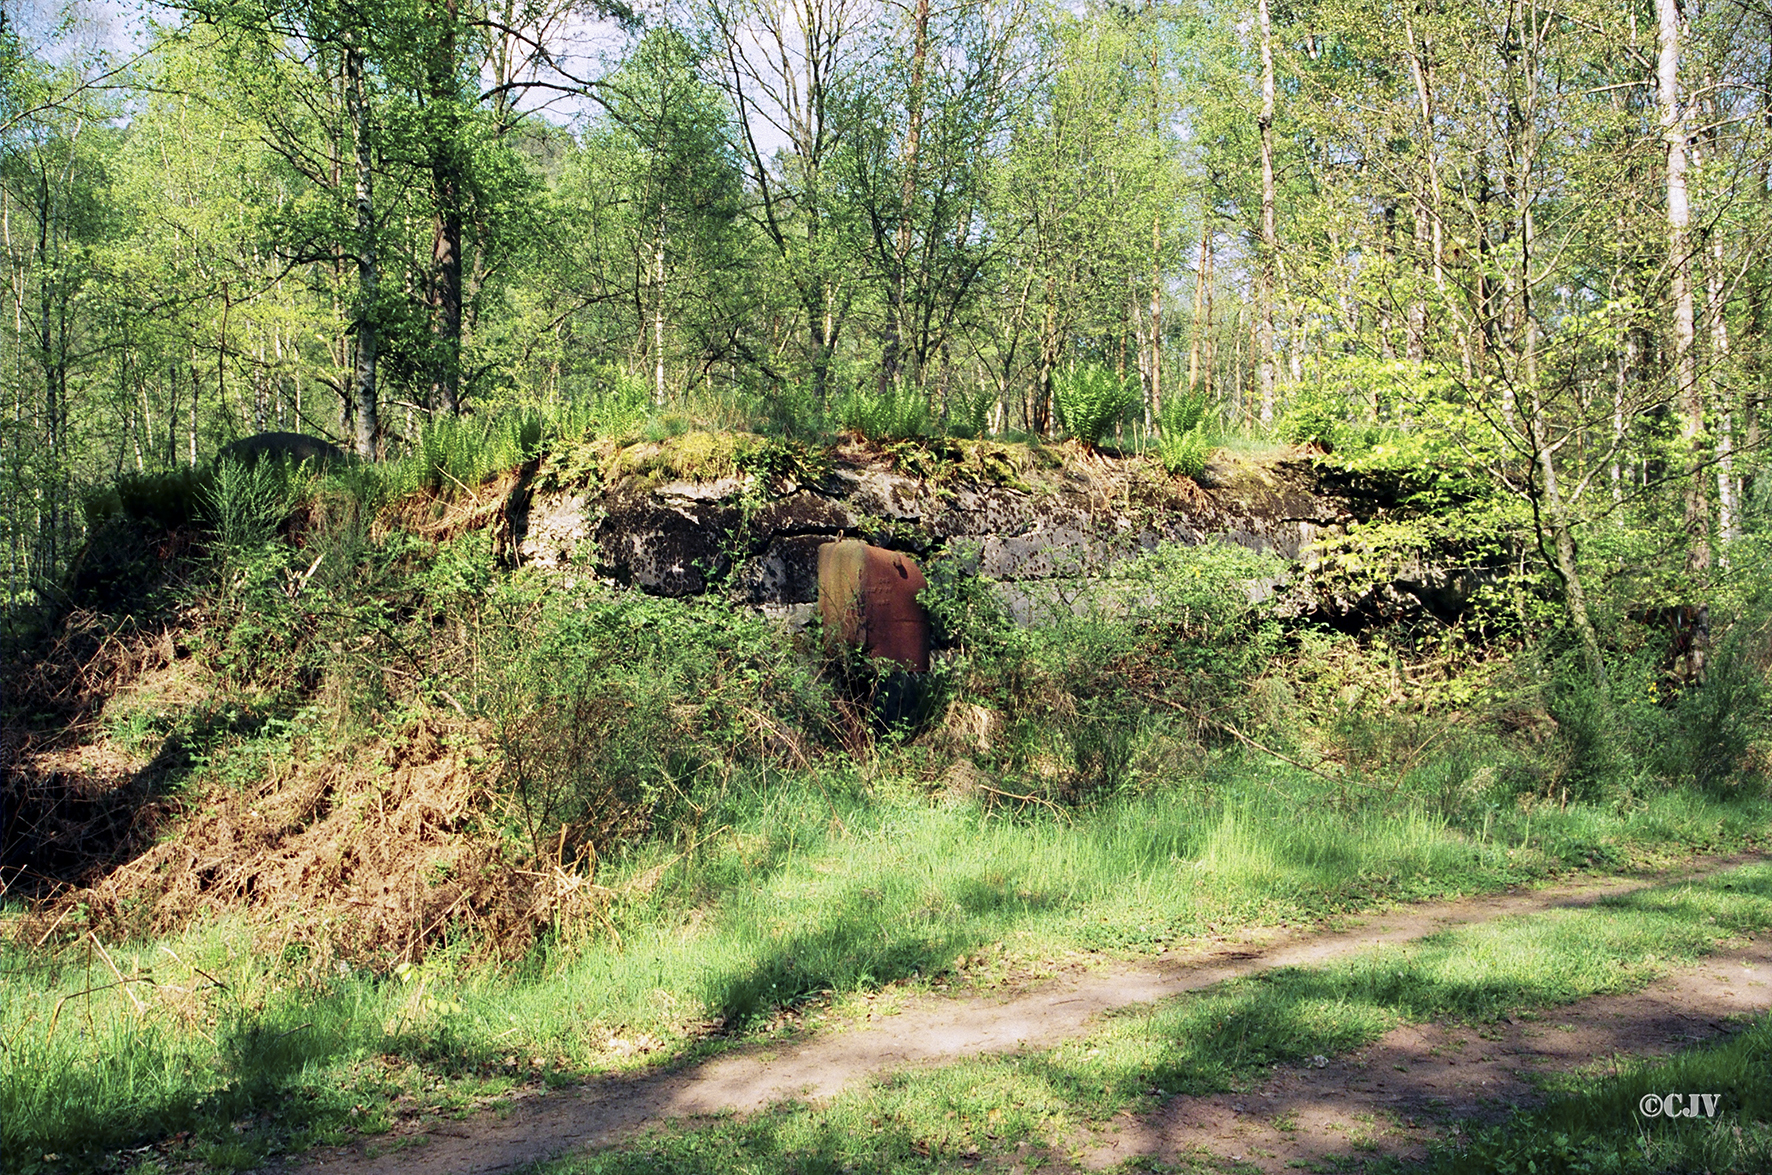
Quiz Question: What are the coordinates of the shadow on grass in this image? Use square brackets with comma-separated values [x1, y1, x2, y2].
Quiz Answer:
[1409, 1013, 1772, 1175]
[2, 705, 280, 897]
[703, 882, 1063, 1025]
[555, 868, 1772, 1175]
[552, 1108, 956, 1175]
[2, 977, 404, 1174]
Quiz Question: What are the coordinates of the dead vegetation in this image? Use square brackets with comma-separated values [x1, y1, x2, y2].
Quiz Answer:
[20, 720, 612, 967]
[1, 586, 607, 966]
[3, 608, 205, 895]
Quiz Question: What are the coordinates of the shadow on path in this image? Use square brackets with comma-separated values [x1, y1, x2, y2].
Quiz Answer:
[288, 852, 1770, 1175]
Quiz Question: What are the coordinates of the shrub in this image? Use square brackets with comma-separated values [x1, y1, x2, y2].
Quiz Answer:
[477, 585, 833, 858]
[1157, 427, 1211, 480]
[1671, 628, 1766, 795]
[841, 382, 930, 441]
[1052, 362, 1139, 448]
[202, 458, 300, 556]
[1277, 384, 1344, 449]
[84, 467, 211, 531]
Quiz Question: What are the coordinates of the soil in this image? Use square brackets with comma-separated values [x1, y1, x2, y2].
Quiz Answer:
[285, 854, 1771, 1175]
[1077, 940, 1771, 1173]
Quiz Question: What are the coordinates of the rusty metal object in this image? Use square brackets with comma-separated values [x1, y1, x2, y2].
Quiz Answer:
[817, 540, 931, 672]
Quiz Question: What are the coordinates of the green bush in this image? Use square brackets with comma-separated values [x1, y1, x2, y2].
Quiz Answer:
[840, 382, 930, 441]
[1671, 628, 1766, 795]
[1544, 668, 1632, 802]
[85, 467, 211, 531]
[921, 539, 1283, 801]
[1052, 362, 1139, 448]
[1157, 426, 1211, 479]
[1277, 384, 1345, 449]
[920, 541, 1015, 654]
[202, 458, 300, 556]
[475, 584, 834, 858]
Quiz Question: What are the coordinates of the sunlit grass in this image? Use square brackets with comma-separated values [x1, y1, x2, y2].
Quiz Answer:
[5, 769, 1767, 1172]
[533, 863, 1772, 1175]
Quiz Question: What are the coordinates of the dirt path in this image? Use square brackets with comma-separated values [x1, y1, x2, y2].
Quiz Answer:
[1077, 937, 1772, 1173]
[290, 855, 1770, 1175]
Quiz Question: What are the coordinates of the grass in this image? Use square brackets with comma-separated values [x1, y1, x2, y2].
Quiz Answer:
[4, 771, 1768, 1173]
[1418, 1015, 1772, 1175]
[15, 411, 1772, 1175]
[520, 862, 1772, 1175]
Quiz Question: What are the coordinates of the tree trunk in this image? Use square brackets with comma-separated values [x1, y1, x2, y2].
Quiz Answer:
[1255, 0, 1278, 425]
[347, 42, 379, 459]
[654, 203, 668, 405]
[1708, 229, 1737, 549]
[1657, 0, 1706, 573]
[884, 0, 930, 393]
[1187, 219, 1209, 398]
[1379, 202, 1397, 361]
[428, 0, 463, 417]
[1696, 84, 1738, 554]
[1149, 217, 1162, 426]
[1405, 8, 1442, 364]
[1034, 273, 1058, 436]
[1147, 39, 1164, 425]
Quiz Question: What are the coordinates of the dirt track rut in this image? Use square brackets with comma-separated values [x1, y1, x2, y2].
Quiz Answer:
[289, 854, 1771, 1175]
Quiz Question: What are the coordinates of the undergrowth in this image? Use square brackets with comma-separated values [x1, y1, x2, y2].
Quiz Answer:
[7, 414, 1772, 1173]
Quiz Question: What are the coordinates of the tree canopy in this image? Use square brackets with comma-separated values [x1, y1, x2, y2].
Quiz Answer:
[3, 0, 1770, 671]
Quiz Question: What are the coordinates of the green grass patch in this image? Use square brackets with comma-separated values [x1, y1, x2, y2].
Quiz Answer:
[1415, 1013, 1772, 1175]
[8, 796, 1766, 1173]
[526, 863, 1772, 1175]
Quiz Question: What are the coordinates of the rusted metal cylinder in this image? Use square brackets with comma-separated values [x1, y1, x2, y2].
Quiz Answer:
[817, 540, 931, 673]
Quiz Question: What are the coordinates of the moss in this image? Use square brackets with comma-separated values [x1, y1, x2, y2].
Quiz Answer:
[608, 431, 756, 486]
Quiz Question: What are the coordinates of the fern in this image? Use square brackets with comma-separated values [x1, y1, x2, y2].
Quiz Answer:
[841, 382, 930, 441]
[1156, 391, 1215, 480]
[1053, 363, 1139, 447]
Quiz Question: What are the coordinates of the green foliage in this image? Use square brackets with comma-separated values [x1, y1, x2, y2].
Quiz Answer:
[1671, 632, 1767, 796]
[1543, 668, 1633, 803]
[1154, 391, 1212, 480]
[734, 435, 833, 487]
[202, 458, 300, 556]
[1158, 388, 1209, 435]
[1277, 382, 1345, 449]
[470, 580, 832, 860]
[85, 468, 210, 531]
[839, 382, 930, 441]
[613, 430, 749, 483]
[385, 408, 545, 498]
[1051, 363, 1139, 448]
[1156, 424, 1211, 479]
[919, 541, 1014, 654]
[920, 539, 1285, 802]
